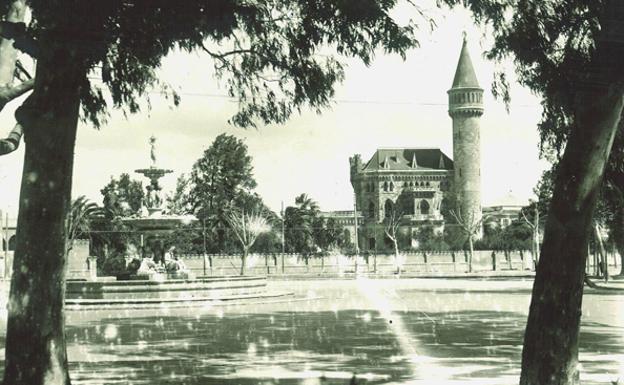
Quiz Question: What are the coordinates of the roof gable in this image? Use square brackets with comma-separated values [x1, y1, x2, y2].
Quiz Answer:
[363, 148, 453, 172]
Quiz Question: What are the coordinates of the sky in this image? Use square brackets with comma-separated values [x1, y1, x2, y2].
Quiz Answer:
[0, 5, 550, 219]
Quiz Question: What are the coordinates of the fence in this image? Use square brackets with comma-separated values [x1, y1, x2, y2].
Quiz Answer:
[178, 250, 542, 276]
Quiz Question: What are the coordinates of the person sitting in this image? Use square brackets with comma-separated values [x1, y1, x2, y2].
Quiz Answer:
[137, 256, 158, 276]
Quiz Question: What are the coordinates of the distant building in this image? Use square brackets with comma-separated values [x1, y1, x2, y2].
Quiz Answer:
[483, 192, 527, 229]
[319, 210, 363, 246]
[348, 36, 484, 252]
[350, 149, 454, 251]
[0, 216, 16, 252]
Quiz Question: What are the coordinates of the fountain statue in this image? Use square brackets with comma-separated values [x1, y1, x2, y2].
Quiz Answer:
[134, 135, 172, 217]
[121, 136, 196, 277]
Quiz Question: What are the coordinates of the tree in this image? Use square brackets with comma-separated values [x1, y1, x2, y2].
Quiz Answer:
[101, 173, 144, 218]
[520, 201, 544, 269]
[166, 173, 194, 215]
[440, 0, 624, 383]
[66, 196, 103, 253]
[284, 193, 320, 255]
[0, 2, 420, 382]
[225, 210, 269, 275]
[449, 206, 484, 273]
[383, 202, 403, 274]
[188, 134, 257, 250]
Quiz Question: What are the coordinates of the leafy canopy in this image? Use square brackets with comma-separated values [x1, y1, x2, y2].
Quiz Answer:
[16, 0, 420, 128]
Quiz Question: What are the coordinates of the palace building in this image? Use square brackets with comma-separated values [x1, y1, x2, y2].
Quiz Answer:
[349, 36, 484, 251]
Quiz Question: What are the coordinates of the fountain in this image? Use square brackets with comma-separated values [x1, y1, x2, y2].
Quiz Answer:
[65, 136, 292, 309]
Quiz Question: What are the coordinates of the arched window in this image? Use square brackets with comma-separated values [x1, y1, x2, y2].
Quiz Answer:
[384, 199, 394, 219]
[383, 181, 388, 192]
[420, 200, 430, 215]
[389, 182, 394, 192]
[343, 229, 351, 243]
[8, 235, 16, 251]
[368, 201, 376, 219]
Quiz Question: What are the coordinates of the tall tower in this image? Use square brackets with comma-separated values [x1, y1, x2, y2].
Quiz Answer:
[448, 35, 483, 233]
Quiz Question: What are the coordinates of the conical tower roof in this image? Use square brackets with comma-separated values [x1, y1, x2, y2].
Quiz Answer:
[451, 36, 480, 88]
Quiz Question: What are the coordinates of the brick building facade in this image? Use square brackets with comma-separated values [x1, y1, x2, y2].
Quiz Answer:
[349, 37, 484, 252]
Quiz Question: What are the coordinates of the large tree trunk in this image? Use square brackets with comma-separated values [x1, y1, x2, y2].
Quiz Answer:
[3, 42, 85, 385]
[519, 81, 624, 384]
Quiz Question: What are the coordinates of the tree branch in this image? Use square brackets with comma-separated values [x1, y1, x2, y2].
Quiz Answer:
[14, 59, 32, 80]
[0, 122, 22, 155]
[0, 78, 34, 107]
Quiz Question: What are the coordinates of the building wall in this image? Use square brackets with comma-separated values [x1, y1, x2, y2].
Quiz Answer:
[352, 170, 452, 252]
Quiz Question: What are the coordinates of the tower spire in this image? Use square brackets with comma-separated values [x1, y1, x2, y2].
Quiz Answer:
[448, 35, 483, 238]
[451, 35, 480, 89]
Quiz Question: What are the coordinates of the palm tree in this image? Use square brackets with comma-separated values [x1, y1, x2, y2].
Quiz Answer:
[66, 196, 103, 253]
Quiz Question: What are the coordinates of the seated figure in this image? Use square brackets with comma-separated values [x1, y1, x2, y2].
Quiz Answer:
[137, 256, 158, 276]
[164, 247, 192, 279]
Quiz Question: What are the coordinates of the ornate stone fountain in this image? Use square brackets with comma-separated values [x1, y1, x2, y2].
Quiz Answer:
[65, 136, 292, 309]
[122, 135, 196, 232]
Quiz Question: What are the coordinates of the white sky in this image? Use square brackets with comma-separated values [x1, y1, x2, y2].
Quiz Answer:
[0, 6, 549, 218]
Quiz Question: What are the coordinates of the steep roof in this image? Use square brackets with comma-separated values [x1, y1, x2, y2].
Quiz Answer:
[362, 148, 453, 172]
[451, 37, 480, 88]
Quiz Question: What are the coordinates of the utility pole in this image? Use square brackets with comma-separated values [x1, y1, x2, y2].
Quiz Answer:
[281, 201, 285, 274]
[202, 218, 208, 276]
[281, 201, 285, 253]
[353, 194, 359, 274]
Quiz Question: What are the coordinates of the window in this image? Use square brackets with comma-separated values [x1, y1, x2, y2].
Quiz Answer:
[389, 182, 394, 192]
[384, 199, 394, 219]
[420, 200, 430, 215]
[368, 201, 376, 219]
[383, 182, 388, 192]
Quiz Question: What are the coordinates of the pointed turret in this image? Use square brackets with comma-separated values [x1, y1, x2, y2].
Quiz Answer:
[438, 153, 446, 169]
[451, 35, 480, 88]
[410, 153, 418, 168]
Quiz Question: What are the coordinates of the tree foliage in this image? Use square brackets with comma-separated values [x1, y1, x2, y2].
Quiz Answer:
[5, 0, 422, 129]
[100, 173, 144, 218]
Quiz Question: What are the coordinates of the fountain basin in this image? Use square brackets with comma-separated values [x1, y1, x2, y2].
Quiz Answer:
[65, 275, 292, 309]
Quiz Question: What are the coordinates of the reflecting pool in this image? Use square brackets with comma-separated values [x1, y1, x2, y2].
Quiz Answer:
[1, 278, 623, 384]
